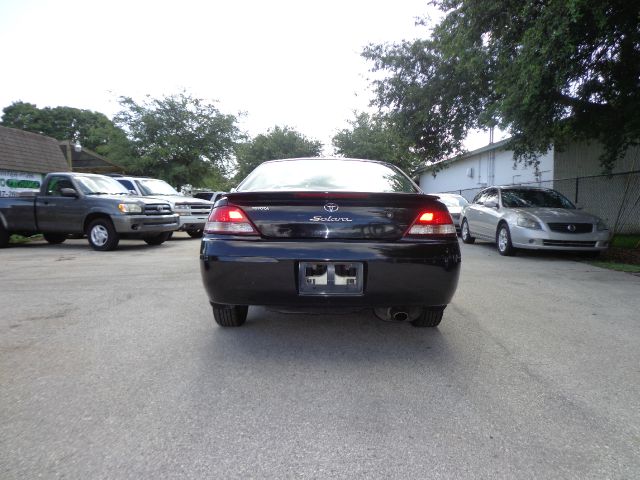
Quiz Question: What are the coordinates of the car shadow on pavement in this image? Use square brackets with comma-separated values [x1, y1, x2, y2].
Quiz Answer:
[204, 307, 456, 366]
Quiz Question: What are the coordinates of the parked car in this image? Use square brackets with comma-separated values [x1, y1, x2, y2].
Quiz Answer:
[460, 186, 610, 256]
[112, 176, 213, 238]
[430, 193, 469, 234]
[199, 157, 461, 328]
[0, 173, 178, 251]
[193, 191, 226, 203]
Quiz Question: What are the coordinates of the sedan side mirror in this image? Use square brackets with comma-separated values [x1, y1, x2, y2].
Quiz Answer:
[484, 200, 498, 209]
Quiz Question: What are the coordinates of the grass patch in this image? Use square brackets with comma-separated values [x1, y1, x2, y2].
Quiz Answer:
[588, 260, 640, 273]
[611, 234, 640, 249]
[9, 234, 42, 244]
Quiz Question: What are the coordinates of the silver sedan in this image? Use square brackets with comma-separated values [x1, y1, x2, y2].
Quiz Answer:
[430, 193, 469, 234]
[460, 186, 611, 256]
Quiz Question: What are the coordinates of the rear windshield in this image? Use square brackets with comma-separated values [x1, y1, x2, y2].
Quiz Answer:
[501, 189, 575, 209]
[237, 159, 419, 193]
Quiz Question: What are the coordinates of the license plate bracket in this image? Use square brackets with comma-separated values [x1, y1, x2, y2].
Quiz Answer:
[298, 262, 364, 296]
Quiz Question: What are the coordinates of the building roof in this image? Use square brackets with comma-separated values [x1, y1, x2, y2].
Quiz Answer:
[0, 126, 70, 173]
[414, 137, 512, 175]
[59, 141, 125, 174]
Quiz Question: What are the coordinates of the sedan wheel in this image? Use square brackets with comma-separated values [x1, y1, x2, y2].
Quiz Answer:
[497, 223, 515, 256]
[212, 303, 248, 327]
[411, 307, 445, 328]
[461, 219, 475, 244]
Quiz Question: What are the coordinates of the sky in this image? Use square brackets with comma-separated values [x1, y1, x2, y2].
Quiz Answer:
[0, 0, 496, 153]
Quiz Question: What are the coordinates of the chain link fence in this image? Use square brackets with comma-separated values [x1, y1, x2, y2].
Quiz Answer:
[444, 170, 640, 234]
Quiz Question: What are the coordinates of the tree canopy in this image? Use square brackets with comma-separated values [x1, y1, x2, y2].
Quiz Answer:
[332, 112, 421, 173]
[234, 126, 322, 182]
[114, 92, 241, 189]
[364, 0, 640, 171]
[1, 101, 133, 164]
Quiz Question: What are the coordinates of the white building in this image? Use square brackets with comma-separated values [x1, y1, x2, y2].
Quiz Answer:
[415, 138, 640, 234]
[416, 138, 554, 196]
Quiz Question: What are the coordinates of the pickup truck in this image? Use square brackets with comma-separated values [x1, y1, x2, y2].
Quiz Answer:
[112, 175, 213, 238]
[0, 172, 179, 251]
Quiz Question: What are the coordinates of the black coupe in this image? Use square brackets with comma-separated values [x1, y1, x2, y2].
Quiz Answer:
[199, 158, 461, 327]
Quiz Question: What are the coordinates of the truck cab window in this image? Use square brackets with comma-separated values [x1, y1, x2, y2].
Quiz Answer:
[47, 177, 74, 196]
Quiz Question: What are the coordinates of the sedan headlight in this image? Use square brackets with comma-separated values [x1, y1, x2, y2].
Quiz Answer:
[596, 219, 609, 231]
[118, 203, 143, 214]
[516, 215, 541, 230]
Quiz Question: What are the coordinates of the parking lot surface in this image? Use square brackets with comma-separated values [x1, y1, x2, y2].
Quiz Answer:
[1, 235, 639, 479]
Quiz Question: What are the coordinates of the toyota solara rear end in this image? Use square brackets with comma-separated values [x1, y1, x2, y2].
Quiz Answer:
[200, 158, 461, 327]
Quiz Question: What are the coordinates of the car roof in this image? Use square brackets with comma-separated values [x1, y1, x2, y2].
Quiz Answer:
[260, 157, 394, 168]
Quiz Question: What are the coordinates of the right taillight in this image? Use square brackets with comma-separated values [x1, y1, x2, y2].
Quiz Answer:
[204, 206, 258, 235]
[405, 209, 456, 237]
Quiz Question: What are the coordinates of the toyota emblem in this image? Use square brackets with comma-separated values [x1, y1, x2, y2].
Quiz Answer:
[324, 203, 339, 212]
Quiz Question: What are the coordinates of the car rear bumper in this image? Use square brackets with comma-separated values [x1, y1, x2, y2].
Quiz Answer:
[200, 237, 461, 307]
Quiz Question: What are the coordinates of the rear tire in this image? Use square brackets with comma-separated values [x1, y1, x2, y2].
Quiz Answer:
[187, 229, 203, 238]
[411, 307, 445, 328]
[43, 233, 66, 244]
[0, 222, 11, 248]
[87, 218, 119, 251]
[496, 223, 515, 256]
[461, 219, 475, 244]
[144, 232, 172, 245]
[212, 303, 248, 327]
[0, 225, 9, 248]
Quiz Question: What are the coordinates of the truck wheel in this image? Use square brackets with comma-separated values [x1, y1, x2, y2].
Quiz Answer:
[0, 224, 9, 248]
[43, 233, 66, 244]
[187, 229, 203, 238]
[212, 303, 248, 327]
[87, 218, 119, 251]
[411, 307, 445, 328]
[144, 232, 172, 245]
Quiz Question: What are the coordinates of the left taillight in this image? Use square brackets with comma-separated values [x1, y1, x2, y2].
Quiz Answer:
[404, 209, 456, 237]
[204, 206, 259, 235]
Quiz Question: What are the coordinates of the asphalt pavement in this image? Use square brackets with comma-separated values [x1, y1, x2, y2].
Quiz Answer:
[1, 234, 639, 479]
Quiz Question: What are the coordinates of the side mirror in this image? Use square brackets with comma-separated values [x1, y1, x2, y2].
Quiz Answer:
[484, 200, 498, 208]
[60, 188, 79, 198]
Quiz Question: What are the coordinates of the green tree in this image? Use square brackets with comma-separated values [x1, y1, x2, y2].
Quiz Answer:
[234, 126, 322, 181]
[114, 92, 241, 189]
[1, 101, 133, 164]
[364, 0, 640, 172]
[332, 112, 421, 173]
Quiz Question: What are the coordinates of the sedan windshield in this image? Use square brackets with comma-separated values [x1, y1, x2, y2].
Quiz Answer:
[137, 179, 181, 196]
[437, 195, 469, 208]
[501, 189, 575, 209]
[238, 159, 419, 193]
[75, 176, 129, 195]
